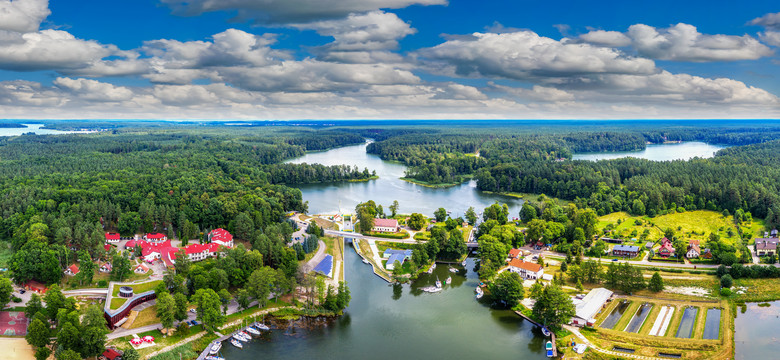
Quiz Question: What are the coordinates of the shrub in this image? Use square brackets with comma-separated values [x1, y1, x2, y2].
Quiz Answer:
[720, 288, 732, 297]
[98, 280, 108, 287]
[11, 296, 21, 303]
[720, 274, 733, 288]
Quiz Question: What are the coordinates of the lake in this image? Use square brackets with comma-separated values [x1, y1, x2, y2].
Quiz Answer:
[572, 142, 726, 161]
[285, 141, 524, 218]
[0, 123, 96, 136]
[734, 302, 780, 360]
[220, 247, 548, 360]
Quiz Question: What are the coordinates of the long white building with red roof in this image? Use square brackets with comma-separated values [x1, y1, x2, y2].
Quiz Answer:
[208, 228, 234, 247]
[124, 229, 234, 268]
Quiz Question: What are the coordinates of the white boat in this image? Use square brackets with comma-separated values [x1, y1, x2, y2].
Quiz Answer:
[422, 286, 442, 293]
[475, 287, 484, 299]
[541, 327, 551, 337]
[427, 263, 436, 274]
[233, 334, 249, 342]
[230, 339, 243, 348]
[461, 260, 467, 266]
[255, 323, 270, 331]
[362, 258, 369, 264]
[240, 331, 251, 338]
[206, 356, 225, 360]
[246, 327, 261, 335]
[445, 276, 452, 285]
[449, 267, 458, 273]
[435, 280, 442, 288]
[209, 341, 222, 354]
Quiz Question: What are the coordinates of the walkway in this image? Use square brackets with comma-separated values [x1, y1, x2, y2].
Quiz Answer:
[563, 325, 666, 360]
[303, 239, 327, 273]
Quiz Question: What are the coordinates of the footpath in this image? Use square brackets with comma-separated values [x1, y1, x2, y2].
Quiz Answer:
[563, 325, 666, 360]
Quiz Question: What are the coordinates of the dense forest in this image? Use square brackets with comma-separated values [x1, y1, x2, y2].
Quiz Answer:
[0, 128, 365, 285]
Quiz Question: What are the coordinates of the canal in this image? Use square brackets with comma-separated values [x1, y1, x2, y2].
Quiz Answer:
[220, 246, 548, 359]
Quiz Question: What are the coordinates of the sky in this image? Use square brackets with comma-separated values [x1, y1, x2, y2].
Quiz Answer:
[0, 0, 779, 120]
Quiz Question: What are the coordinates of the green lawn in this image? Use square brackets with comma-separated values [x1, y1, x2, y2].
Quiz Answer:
[597, 210, 763, 246]
[111, 280, 163, 297]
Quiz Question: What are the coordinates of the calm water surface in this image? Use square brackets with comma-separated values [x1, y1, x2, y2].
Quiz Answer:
[221, 248, 547, 360]
[286, 141, 523, 218]
[0, 124, 95, 136]
[572, 142, 726, 161]
[734, 302, 780, 360]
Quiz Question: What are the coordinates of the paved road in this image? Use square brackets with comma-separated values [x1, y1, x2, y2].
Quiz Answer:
[303, 240, 327, 273]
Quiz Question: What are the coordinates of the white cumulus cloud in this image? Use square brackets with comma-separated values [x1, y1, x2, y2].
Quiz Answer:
[0, 0, 50, 33]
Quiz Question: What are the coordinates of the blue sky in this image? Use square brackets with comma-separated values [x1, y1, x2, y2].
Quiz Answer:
[0, 0, 779, 119]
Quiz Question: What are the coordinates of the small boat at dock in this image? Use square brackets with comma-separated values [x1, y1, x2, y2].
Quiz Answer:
[445, 276, 452, 285]
[255, 323, 270, 331]
[461, 260, 466, 266]
[230, 339, 243, 348]
[233, 334, 249, 342]
[475, 287, 483, 299]
[246, 327, 261, 335]
[421, 286, 442, 293]
[209, 341, 222, 354]
[449, 267, 458, 273]
[545, 341, 554, 357]
[435, 280, 442, 288]
[541, 327, 551, 337]
[427, 263, 436, 274]
[362, 258, 369, 264]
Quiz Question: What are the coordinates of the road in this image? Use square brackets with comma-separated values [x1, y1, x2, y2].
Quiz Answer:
[324, 229, 420, 244]
[303, 239, 327, 273]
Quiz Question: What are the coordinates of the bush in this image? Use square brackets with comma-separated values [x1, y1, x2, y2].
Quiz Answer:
[720, 274, 733, 288]
[11, 296, 21, 303]
[720, 288, 732, 296]
[98, 280, 108, 287]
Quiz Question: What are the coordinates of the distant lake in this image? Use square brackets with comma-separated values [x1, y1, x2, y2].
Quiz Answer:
[572, 142, 726, 161]
[0, 124, 96, 137]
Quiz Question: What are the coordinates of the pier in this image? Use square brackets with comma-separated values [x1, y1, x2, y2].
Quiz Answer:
[514, 311, 557, 358]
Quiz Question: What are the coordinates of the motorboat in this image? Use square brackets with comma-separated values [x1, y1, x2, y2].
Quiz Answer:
[233, 334, 249, 342]
[461, 260, 467, 266]
[449, 267, 459, 273]
[545, 341, 554, 357]
[209, 341, 222, 354]
[421, 286, 442, 293]
[230, 339, 243, 348]
[475, 287, 484, 299]
[445, 276, 452, 285]
[541, 327, 551, 337]
[206, 356, 225, 360]
[246, 327, 261, 335]
[362, 258, 370, 264]
[427, 263, 436, 274]
[255, 323, 270, 331]
[435, 280, 442, 288]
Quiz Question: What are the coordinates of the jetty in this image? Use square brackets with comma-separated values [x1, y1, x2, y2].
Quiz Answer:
[514, 311, 557, 358]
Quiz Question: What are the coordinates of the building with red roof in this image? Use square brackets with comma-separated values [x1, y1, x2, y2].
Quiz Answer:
[658, 238, 675, 258]
[372, 218, 399, 233]
[133, 263, 150, 274]
[508, 258, 544, 280]
[144, 233, 167, 242]
[125, 239, 137, 249]
[24, 281, 48, 294]
[100, 348, 122, 360]
[100, 262, 112, 273]
[508, 248, 522, 260]
[208, 228, 234, 247]
[105, 232, 121, 243]
[64, 264, 80, 276]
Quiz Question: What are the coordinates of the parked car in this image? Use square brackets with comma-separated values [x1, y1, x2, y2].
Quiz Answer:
[612, 258, 619, 262]
[19, 289, 25, 294]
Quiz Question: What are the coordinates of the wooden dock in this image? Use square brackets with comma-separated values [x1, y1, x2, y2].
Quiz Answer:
[514, 311, 557, 358]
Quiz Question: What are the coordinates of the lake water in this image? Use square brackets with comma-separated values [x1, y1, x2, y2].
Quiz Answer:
[0, 123, 95, 136]
[572, 142, 726, 161]
[734, 302, 780, 360]
[286, 141, 524, 218]
[221, 249, 548, 360]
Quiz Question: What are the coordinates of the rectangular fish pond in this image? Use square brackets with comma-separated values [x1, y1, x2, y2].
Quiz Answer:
[624, 303, 653, 333]
[675, 307, 699, 338]
[600, 300, 630, 329]
[702, 308, 721, 340]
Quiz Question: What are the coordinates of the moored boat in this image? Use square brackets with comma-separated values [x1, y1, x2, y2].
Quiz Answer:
[206, 356, 225, 360]
[475, 287, 483, 299]
[209, 341, 222, 354]
[461, 260, 467, 266]
[449, 267, 458, 273]
[541, 327, 551, 337]
[230, 339, 243, 348]
[246, 327, 261, 335]
[435, 280, 442, 288]
[255, 323, 270, 331]
[445, 276, 452, 285]
[362, 258, 370, 264]
[545, 341, 554, 357]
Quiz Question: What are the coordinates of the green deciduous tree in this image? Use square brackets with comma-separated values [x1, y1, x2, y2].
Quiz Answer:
[489, 272, 525, 307]
[649, 272, 664, 292]
[434, 208, 447, 222]
[532, 284, 576, 330]
[26, 318, 50, 348]
[173, 292, 189, 322]
[156, 291, 176, 329]
[407, 213, 426, 231]
[192, 288, 225, 331]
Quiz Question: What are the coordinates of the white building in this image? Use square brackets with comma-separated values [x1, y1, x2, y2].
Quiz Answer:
[571, 288, 614, 326]
[507, 258, 544, 280]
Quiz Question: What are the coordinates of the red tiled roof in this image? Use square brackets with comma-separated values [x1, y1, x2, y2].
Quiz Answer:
[126, 239, 137, 248]
[102, 349, 121, 360]
[184, 242, 220, 255]
[209, 228, 233, 243]
[660, 237, 671, 245]
[373, 218, 398, 228]
[508, 258, 543, 273]
[101, 262, 112, 270]
[659, 242, 674, 254]
[134, 263, 149, 272]
[508, 248, 521, 258]
[105, 232, 120, 240]
[146, 233, 166, 239]
[689, 240, 700, 246]
[67, 264, 80, 274]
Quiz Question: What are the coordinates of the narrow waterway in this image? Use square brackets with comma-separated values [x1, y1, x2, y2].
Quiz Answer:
[220, 245, 548, 359]
[285, 141, 523, 218]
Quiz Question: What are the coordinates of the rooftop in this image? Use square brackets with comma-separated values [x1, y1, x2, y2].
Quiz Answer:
[373, 218, 398, 228]
[574, 287, 613, 321]
[613, 244, 639, 252]
[508, 258, 543, 273]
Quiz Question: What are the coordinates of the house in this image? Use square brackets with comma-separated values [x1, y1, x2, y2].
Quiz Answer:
[100, 349, 122, 360]
[686, 240, 701, 258]
[508, 248, 522, 260]
[184, 243, 221, 262]
[507, 258, 544, 280]
[534, 241, 545, 250]
[571, 288, 614, 326]
[133, 263, 149, 274]
[125, 239, 137, 250]
[372, 218, 399, 233]
[600, 237, 623, 244]
[383, 249, 412, 270]
[64, 264, 80, 276]
[100, 262, 112, 273]
[105, 232, 121, 243]
[701, 248, 713, 259]
[24, 281, 48, 294]
[612, 245, 639, 257]
[143, 233, 167, 243]
[208, 228, 234, 248]
[645, 242, 654, 250]
[658, 238, 675, 258]
[755, 239, 779, 256]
